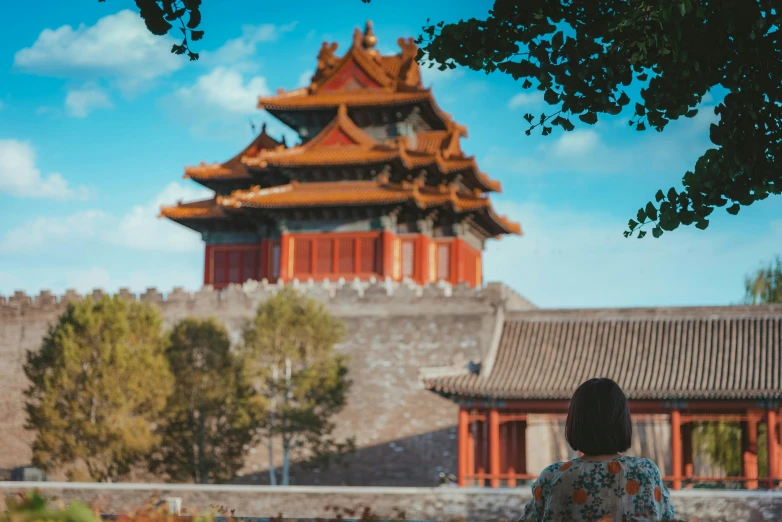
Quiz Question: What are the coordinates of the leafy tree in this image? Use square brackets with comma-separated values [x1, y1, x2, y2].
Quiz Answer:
[693, 422, 768, 484]
[149, 318, 259, 484]
[242, 287, 354, 485]
[24, 296, 172, 482]
[111, 1, 780, 239]
[417, 1, 781, 239]
[744, 256, 782, 304]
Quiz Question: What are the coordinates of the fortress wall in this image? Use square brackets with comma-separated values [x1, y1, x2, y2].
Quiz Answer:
[0, 280, 537, 485]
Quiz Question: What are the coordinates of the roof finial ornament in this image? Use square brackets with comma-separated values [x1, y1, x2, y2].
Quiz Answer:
[363, 20, 378, 54]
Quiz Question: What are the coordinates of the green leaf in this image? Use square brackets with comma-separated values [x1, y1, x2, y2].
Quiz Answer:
[637, 73, 648, 81]
[726, 203, 740, 215]
[645, 202, 658, 221]
[521, 79, 532, 89]
[617, 92, 630, 106]
[628, 219, 638, 231]
[523, 113, 534, 123]
[552, 31, 564, 50]
[637, 230, 647, 239]
[544, 89, 559, 105]
[191, 29, 204, 41]
[652, 226, 663, 238]
[560, 119, 575, 131]
[541, 126, 552, 136]
[667, 187, 678, 202]
[636, 122, 646, 131]
[635, 103, 646, 116]
[637, 209, 647, 223]
[579, 112, 598, 124]
[655, 190, 665, 202]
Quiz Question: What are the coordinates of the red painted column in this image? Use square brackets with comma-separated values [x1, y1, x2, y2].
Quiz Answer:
[767, 409, 778, 489]
[381, 230, 395, 279]
[203, 245, 212, 286]
[743, 413, 759, 490]
[671, 409, 682, 490]
[279, 232, 291, 282]
[458, 408, 469, 487]
[489, 408, 501, 488]
[417, 234, 432, 285]
[450, 239, 461, 286]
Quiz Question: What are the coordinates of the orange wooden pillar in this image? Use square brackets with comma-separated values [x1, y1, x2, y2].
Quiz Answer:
[278, 231, 291, 282]
[682, 422, 694, 487]
[489, 408, 501, 488]
[380, 230, 395, 279]
[767, 409, 778, 489]
[457, 408, 469, 487]
[670, 409, 682, 490]
[417, 234, 432, 285]
[742, 414, 759, 490]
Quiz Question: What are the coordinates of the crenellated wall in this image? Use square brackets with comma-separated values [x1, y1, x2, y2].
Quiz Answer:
[0, 279, 677, 485]
[0, 279, 532, 485]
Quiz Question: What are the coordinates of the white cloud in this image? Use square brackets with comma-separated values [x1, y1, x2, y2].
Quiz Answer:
[13, 10, 181, 92]
[200, 22, 297, 67]
[485, 106, 719, 177]
[0, 182, 210, 255]
[508, 91, 544, 110]
[175, 67, 270, 115]
[419, 56, 464, 88]
[485, 200, 782, 308]
[0, 140, 89, 200]
[65, 84, 113, 117]
[115, 182, 212, 252]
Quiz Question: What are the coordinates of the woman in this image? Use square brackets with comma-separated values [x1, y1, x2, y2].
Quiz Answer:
[519, 378, 676, 522]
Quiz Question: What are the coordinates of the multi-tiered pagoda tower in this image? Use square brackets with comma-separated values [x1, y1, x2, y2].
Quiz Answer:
[162, 22, 520, 290]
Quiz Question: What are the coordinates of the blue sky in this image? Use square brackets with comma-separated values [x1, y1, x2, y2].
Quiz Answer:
[0, 0, 780, 308]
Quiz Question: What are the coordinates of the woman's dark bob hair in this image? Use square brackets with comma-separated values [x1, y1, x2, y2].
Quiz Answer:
[565, 378, 632, 456]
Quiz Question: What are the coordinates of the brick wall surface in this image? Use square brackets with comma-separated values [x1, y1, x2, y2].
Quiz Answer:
[0, 280, 532, 486]
[0, 483, 780, 522]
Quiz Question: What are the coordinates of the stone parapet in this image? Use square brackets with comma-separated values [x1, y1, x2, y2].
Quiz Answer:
[0, 280, 534, 318]
[0, 483, 779, 522]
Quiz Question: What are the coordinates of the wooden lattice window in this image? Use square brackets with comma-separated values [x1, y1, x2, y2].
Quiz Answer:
[401, 240, 415, 279]
[214, 251, 226, 285]
[316, 239, 333, 274]
[211, 246, 260, 286]
[338, 238, 355, 273]
[436, 243, 451, 280]
[359, 237, 377, 273]
[293, 238, 312, 275]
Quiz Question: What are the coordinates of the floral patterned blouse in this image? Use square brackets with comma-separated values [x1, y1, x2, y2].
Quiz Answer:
[519, 456, 676, 522]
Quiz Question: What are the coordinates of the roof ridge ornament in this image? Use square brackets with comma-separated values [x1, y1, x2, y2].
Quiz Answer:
[363, 21, 378, 54]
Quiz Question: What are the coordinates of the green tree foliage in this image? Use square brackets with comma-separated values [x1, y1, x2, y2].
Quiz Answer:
[149, 318, 259, 484]
[416, 1, 781, 239]
[744, 256, 782, 304]
[24, 296, 172, 482]
[692, 422, 768, 483]
[242, 287, 354, 485]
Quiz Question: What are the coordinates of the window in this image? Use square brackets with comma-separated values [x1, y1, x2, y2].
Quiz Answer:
[210, 246, 260, 287]
[359, 238, 377, 273]
[437, 243, 451, 281]
[401, 240, 415, 279]
[338, 238, 355, 273]
[316, 239, 333, 274]
[293, 238, 312, 275]
[271, 243, 281, 279]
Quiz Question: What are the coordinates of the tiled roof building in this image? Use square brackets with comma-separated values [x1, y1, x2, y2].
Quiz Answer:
[161, 22, 519, 289]
[421, 305, 782, 491]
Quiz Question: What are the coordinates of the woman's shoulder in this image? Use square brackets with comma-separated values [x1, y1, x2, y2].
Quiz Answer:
[620, 456, 664, 476]
[539, 458, 577, 477]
